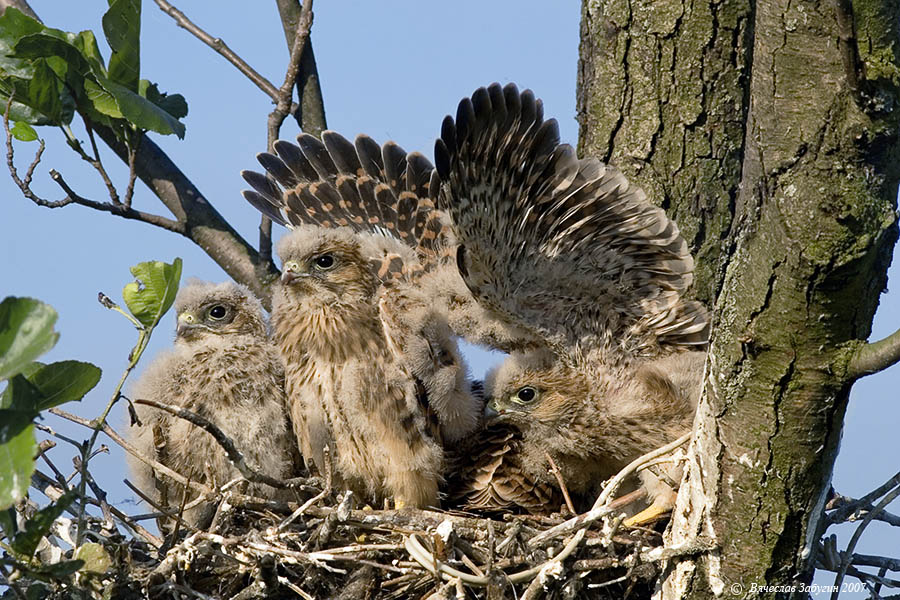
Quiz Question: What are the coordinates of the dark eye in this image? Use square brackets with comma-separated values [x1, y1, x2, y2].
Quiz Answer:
[515, 386, 538, 403]
[313, 254, 336, 270]
[208, 305, 227, 320]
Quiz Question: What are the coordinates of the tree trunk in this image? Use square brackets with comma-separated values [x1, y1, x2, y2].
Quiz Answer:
[578, 0, 900, 596]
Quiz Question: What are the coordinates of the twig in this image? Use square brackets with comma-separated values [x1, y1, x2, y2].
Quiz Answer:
[274, 0, 327, 136]
[831, 483, 900, 600]
[848, 329, 900, 379]
[48, 407, 212, 497]
[544, 452, 576, 515]
[261, 0, 315, 264]
[527, 433, 691, 550]
[153, 0, 280, 101]
[828, 472, 900, 525]
[123, 479, 198, 536]
[5, 101, 184, 233]
[133, 398, 310, 491]
[0, 562, 27, 600]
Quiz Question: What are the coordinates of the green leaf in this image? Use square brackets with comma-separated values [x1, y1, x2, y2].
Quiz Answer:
[0, 8, 44, 79]
[0, 412, 36, 511]
[29, 361, 102, 411]
[102, 0, 141, 91]
[98, 75, 185, 137]
[10, 121, 38, 141]
[10, 491, 76, 557]
[0, 374, 42, 412]
[0, 506, 16, 538]
[139, 79, 188, 119]
[32, 559, 84, 578]
[74, 542, 112, 574]
[0, 297, 59, 382]
[122, 258, 182, 328]
[84, 78, 123, 119]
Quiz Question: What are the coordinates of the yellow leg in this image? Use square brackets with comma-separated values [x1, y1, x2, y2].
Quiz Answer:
[624, 502, 671, 527]
[394, 499, 407, 510]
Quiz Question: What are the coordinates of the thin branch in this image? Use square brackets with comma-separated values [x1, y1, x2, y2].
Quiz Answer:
[274, 0, 327, 136]
[827, 491, 900, 527]
[133, 398, 312, 491]
[48, 407, 212, 498]
[48, 169, 185, 233]
[831, 483, 900, 600]
[828, 471, 900, 525]
[544, 451, 576, 515]
[847, 329, 900, 380]
[260, 0, 315, 264]
[153, 0, 280, 101]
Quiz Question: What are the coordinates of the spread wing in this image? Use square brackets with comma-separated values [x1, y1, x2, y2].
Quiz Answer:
[434, 83, 708, 359]
[241, 131, 453, 277]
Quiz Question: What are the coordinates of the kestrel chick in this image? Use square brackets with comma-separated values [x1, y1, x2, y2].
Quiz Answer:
[451, 350, 705, 518]
[272, 225, 450, 508]
[127, 280, 295, 529]
[241, 132, 484, 507]
[432, 83, 710, 520]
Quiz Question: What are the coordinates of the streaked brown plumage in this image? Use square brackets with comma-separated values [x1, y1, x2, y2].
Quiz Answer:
[431, 84, 709, 518]
[127, 281, 295, 529]
[272, 226, 450, 508]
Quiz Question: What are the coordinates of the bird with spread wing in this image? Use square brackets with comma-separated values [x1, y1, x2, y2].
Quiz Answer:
[431, 84, 709, 523]
[241, 133, 481, 508]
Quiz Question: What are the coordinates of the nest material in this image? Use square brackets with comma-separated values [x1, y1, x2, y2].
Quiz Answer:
[51, 486, 676, 600]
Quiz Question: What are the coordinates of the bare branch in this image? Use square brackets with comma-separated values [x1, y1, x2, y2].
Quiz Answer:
[827, 471, 900, 525]
[153, 0, 281, 101]
[133, 398, 312, 492]
[48, 407, 212, 498]
[274, 0, 327, 136]
[831, 483, 900, 600]
[827, 490, 900, 527]
[259, 0, 315, 264]
[847, 329, 900, 380]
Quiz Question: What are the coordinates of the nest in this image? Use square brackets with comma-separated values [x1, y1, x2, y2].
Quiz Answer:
[74, 487, 676, 600]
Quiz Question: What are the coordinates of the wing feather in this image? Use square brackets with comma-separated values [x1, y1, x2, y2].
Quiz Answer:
[435, 83, 707, 358]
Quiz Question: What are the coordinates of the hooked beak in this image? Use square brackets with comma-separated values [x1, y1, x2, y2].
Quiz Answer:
[281, 269, 308, 285]
[176, 314, 197, 338]
[484, 398, 500, 420]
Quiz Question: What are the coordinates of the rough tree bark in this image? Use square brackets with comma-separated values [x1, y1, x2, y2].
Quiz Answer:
[579, 0, 900, 596]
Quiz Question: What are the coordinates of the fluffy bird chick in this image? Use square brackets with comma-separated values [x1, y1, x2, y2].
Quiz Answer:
[272, 225, 450, 508]
[450, 350, 704, 519]
[127, 281, 295, 529]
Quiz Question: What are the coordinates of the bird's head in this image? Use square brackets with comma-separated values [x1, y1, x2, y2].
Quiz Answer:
[174, 280, 266, 342]
[276, 225, 380, 305]
[483, 350, 590, 431]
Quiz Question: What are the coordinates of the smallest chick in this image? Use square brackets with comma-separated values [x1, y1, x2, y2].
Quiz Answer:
[127, 280, 296, 530]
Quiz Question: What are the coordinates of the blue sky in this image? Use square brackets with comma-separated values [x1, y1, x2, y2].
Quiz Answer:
[1, 1, 896, 591]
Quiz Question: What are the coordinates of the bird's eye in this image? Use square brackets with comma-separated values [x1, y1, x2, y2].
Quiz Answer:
[207, 305, 228, 320]
[313, 254, 336, 270]
[512, 386, 539, 404]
